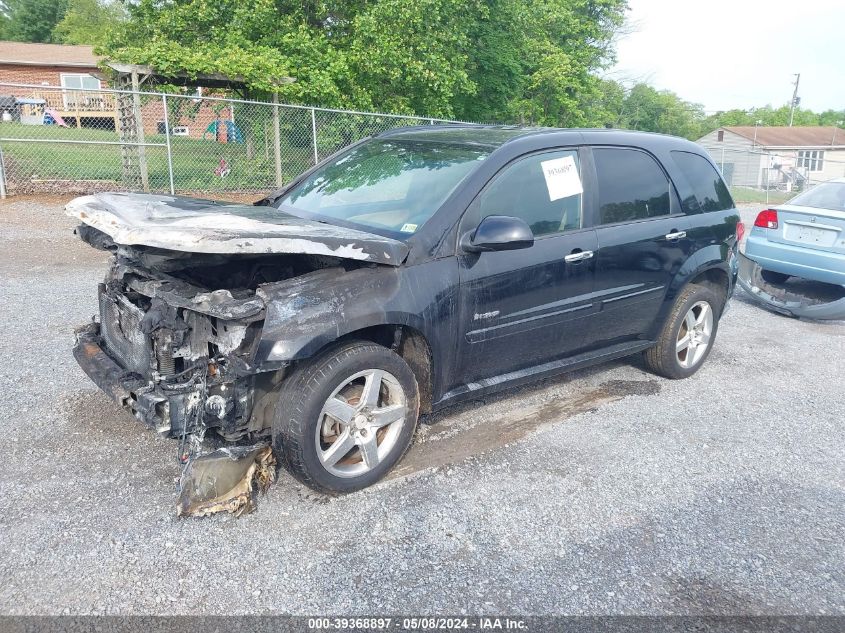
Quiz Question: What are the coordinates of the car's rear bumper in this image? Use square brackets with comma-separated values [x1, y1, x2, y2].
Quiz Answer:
[737, 254, 845, 320]
[744, 235, 845, 285]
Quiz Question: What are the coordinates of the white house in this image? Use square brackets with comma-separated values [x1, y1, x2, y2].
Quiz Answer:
[697, 126, 845, 191]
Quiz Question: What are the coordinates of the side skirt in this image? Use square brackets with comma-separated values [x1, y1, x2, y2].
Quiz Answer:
[434, 340, 655, 410]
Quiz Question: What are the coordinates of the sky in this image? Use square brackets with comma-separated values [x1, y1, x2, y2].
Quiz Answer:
[608, 0, 845, 113]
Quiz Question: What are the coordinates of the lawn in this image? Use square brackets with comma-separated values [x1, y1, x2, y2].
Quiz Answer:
[0, 121, 314, 193]
[730, 186, 794, 205]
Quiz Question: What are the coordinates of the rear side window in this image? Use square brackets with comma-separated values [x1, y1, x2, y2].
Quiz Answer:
[593, 148, 671, 224]
[671, 151, 734, 213]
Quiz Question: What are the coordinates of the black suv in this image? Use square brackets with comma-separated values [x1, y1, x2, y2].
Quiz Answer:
[70, 126, 741, 493]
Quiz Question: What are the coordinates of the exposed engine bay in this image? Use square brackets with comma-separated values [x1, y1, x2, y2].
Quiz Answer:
[66, 192, 410, 516]
[77, 224, 363, 446]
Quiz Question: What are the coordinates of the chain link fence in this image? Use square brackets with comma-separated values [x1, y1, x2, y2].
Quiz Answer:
[699, 144, 845, 205]
[0, 82, 468, 199]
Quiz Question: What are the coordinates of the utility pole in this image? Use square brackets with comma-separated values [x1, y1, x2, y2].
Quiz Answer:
[788, 73, 800, 127]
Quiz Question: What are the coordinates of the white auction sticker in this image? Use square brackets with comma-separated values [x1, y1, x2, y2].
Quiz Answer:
[540, 155, 583, 202]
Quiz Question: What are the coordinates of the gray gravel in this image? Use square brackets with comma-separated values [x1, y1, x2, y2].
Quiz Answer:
[0, 198, 843, 616]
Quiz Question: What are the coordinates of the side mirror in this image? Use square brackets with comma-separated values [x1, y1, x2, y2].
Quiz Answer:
[460, 215, 535, 253]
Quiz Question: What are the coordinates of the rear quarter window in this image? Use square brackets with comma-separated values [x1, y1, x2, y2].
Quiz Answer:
[593, 148, 672, 224]
[671, 151, 734, 213]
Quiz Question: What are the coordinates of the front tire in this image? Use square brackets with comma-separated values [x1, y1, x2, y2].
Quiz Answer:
[272, 341, 419, 494]
[644, 284, 721, 379]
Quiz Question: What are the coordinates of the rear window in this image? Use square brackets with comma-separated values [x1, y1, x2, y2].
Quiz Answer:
[789, 181, 845, 211]
[671, 151, 734, 213]
[593, 148, 671, 224]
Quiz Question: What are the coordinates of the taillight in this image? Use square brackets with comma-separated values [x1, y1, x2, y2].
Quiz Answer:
[754, 209, 778, 229]
[736, 221, 745, 242]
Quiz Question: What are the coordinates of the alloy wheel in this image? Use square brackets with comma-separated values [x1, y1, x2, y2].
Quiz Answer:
[314, 369, 408, 478]
[676, 300, 713, 369]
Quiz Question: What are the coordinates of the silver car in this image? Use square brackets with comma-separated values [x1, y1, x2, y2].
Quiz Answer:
[739, 177, 845, 319]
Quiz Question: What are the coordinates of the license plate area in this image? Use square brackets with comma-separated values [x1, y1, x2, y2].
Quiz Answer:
[784, 223, 837, 247]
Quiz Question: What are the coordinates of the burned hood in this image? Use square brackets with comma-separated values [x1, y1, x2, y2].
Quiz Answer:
[66, 192, 409, 265]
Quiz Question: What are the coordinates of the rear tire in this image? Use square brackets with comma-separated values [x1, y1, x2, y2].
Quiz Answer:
[644, 284, 721, 380]
[272, 341, 419, 494]
[761, 269, 790, 284]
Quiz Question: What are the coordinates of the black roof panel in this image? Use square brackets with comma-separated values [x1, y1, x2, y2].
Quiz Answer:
[378, 125, 553, 148]
[379, 125, 703, 153]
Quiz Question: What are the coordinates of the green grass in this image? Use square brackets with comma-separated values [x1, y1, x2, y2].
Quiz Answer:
[730, 187, 793, 205]
[0, 121, 313, 193]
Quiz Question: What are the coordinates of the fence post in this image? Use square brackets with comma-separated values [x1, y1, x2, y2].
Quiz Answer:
[272, 93, 283, 187]
[0, 145, 6, 199]
[311, 108, 319, 166]
[162, 94, 175, 195]
[129, 71, 150, 192]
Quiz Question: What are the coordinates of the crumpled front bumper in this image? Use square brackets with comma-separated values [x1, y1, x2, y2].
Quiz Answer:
[75, 322, 278, 518]
[73, 322, 203, 436]
[737, 253, 845, 320]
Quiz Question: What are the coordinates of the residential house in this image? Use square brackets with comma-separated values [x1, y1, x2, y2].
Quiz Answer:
[697, 126, 845, 191]
[0, 41, 233, 138]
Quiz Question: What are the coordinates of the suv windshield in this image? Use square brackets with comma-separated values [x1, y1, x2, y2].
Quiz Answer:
[275, 139, 489, 235]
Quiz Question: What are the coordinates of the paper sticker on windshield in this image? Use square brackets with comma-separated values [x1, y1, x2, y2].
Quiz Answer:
[541, 155, 583, 201]
[400, 223, 418, 233]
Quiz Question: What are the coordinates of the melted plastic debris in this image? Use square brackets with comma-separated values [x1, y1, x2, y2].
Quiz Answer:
[177, 444, 276, 518]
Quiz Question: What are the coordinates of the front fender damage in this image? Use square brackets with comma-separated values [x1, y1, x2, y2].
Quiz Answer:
[737, 253, 845, 320]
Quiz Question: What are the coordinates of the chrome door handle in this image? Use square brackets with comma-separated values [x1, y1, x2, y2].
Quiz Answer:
[665, 231, 687, 241]
[564, 250, 594, 263]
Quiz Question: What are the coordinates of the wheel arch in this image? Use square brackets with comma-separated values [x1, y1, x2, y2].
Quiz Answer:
[650, 258, 732, 340]
[294, 322, 435, 414]
[688, 265, 730, 314]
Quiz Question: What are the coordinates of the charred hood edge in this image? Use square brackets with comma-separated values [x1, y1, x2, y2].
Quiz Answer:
[66, 192, 409, 266]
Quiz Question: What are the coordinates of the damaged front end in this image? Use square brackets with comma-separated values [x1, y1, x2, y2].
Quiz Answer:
[68, 193, 409, 516]
[72, 254, 288, 516]
[74, 260, 276, 446]
[737, 253, 845, 320]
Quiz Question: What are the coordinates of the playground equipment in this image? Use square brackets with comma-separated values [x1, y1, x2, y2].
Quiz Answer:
[203, 118, 244, 143]
[44, 108, 69, 127]
[17, 98, 46, 125]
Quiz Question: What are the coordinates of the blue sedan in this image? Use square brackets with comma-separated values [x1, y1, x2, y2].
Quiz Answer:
[739, 177, 845, 319]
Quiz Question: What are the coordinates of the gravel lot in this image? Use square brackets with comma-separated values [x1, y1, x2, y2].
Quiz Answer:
[0, 198, 842, 616]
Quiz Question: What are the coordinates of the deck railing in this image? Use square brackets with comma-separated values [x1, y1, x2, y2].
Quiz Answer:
[30, 90, 117, 113]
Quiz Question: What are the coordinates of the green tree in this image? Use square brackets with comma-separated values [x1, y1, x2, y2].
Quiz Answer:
[106, 0, 363, 105]
[53, 0, 126, 46]
[818, 109, 845, 127]
[347, 0, 482, 118]
[453, 0, 627, 126]
[699, 105, 844, 136]
[103, 0, 627, 121]
[2, 0, 67, 42]
[613, 83, 704, 139]
[0, 2, 9, 39]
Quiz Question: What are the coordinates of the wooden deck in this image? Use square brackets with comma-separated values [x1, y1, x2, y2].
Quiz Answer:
[28, 90, 117, 127]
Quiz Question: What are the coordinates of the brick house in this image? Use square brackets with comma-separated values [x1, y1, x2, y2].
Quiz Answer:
[0, 41, 101, 87]
[0, 41, 235, 139]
